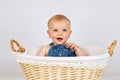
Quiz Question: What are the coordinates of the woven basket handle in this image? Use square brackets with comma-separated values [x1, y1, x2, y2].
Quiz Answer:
[108, 40, 117, 57]
[10, 39, 25, 53]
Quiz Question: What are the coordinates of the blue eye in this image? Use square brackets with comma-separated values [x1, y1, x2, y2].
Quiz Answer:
[63, 29, 67, 32]
[53, 29, 58, 32]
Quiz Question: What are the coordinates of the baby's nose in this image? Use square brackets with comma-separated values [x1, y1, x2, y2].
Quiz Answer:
[58, 31, 62, 36]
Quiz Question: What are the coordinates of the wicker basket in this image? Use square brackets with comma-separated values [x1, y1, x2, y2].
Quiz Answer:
[10, 39, 117, 80]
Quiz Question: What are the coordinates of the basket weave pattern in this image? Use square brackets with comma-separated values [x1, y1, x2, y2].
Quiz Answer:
[15, 54, 108, 80]
[19, 62, 103, 80]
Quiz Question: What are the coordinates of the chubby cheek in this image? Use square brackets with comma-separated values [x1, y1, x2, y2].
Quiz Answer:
[67, 34, 71, 38]
[64, 33, 71, 39]
[47, 31, 53, 38]
[48, 33, 56, 39]
[67, 31, 71, 38]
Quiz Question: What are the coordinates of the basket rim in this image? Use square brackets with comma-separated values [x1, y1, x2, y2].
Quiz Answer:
[12, 51, 110, 61]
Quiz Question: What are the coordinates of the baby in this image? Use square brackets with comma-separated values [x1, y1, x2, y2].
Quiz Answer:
[37, 14, 87, 56]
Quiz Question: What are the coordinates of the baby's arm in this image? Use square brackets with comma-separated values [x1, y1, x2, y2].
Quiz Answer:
[37, 45, 50, 56]
[65, 42, 87, 56]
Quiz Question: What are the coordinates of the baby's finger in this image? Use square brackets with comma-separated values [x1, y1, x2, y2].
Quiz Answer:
[65, 43, 71, 48]
[69, 45, 74, 49]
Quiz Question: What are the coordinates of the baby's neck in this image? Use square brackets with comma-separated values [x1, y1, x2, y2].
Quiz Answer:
[53, 42, 66, 45]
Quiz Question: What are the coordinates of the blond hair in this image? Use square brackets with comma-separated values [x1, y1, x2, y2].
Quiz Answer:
[48, 14, 71, 28]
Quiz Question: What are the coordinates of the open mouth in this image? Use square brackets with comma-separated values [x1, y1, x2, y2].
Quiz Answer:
[56, 38, 63, 41]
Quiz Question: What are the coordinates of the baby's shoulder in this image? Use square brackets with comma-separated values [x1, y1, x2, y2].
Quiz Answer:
[41, 45, 51, 52]
[37, 45, 50, 56]
[41, 45, 50, 49]
[41, 45, 51, 56]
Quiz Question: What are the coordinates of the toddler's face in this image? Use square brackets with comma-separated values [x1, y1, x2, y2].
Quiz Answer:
[47, 20, 71, 45]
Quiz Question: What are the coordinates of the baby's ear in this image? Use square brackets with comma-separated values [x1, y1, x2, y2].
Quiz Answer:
[68, 30, 72, 39]
[47, 30, 49, 34]
[47, 30, 51, 38]
[70, 30, 72, 33]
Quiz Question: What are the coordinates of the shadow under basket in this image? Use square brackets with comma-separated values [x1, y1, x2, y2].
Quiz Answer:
[10, 39, 117, 80]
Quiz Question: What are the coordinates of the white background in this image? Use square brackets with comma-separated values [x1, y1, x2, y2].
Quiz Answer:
[0, 0, 120, 80]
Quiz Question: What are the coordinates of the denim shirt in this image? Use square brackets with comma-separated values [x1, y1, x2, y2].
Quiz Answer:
[47, 42, 76, 57]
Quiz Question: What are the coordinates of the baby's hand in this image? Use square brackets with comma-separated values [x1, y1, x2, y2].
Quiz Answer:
[65, 42, 86, 56]
[65, 42, 79, 52]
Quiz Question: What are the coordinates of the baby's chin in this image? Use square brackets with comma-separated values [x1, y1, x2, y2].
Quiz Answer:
[54, 42, 66, 45]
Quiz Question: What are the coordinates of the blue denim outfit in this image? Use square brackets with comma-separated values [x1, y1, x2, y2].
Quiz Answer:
[47, 43, 76, 57]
